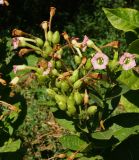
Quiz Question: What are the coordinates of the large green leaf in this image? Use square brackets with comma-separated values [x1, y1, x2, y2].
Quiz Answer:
[128, 39, 139, 54]
[0, 139, 21, 152]
[120, 95, 139, 113]
[92, 124, 139, 146]
[56, 118, 76, 132]
[59, 135, 87, 150]
[117, 70, 139, 90]
[26, 54, 39, 66]
[103, 8, 139, 32]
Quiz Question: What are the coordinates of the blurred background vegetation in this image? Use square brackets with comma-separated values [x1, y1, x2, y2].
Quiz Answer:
[1, 0, 139, 159]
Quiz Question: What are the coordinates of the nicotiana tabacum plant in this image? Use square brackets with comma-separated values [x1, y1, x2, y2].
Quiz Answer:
[10, 6, 139, 159]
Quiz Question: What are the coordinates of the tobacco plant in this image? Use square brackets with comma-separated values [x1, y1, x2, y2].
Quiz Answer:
[2, 5, 139, 159]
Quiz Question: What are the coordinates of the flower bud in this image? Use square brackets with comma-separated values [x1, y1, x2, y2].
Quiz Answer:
[56, 154, 67, 159]
[18, 48, 33, 57]
[41, 21, 48, 30]
[50, 7, 56, 17]
[84, 89, 89, 105]
[0, 78, 6, 86]
[12, 29, 25, 37]
[52, 31, 60, 44]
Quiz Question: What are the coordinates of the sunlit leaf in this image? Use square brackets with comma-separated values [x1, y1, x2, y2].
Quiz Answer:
[103, 8, 139, 32]
[117, 70, 139, 90]
[59, 135, 87, 150]
[128, 39, 139, 54]
[0, 139, 21, 152]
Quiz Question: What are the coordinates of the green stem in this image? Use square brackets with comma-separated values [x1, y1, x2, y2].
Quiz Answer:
[26, 42, 42, 53]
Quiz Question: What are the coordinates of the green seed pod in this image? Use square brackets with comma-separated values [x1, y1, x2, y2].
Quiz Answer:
[87, 105, 97, 116]
[85, 58, 92, 70]
[37, 75, 48, 82]
[47, 31, 53, 42]
[56, 60, 62, 69]
[67, 94, 75, 106]
[56, 48, 63, 55]
[55, 94, 67, 104]
[43, 41, 50, 48]
[61, 80, 70, 92]
[73, 79, 83, 89]
[67, 104, 76, 115]
[35, 50, 42, 55]
[46, 88, 57, 98]
[74, 91, 83, 105]
[55, 94, 67, 110]
[52, 31, 60, 44]
[80, 68, 86, 76]
[74, 55, 81, 65]
[57, 101, 67, 111]
[35, 38, 44, 47]
[55, 79, 62, 88]
[69, 69, 79, 83]
[51, 68, 59, 76]
[43, 46, 53, 56]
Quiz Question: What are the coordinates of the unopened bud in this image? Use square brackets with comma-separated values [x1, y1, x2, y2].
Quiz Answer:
[18, 48, 33, 56]
[50, 7, 56, 17]
[0, 78, 6, 85]
[84, 89, 89, 105]
[41, 21, 48, 30]
[62, 32, 69, 40]
[81, 56, 87, 65]
[56, 153, 67, 159]
[12, 29, 25, 37]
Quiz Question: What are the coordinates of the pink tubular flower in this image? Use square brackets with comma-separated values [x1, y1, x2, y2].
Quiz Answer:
[43, 61, 52, 76]
[91, 52, 109, 70]
[12, 37, 25, 49]
[119, 52, 136, 70]
[81, 35, 89, 52]
[13, 65, 27, 74]
[12, 37, 20, 49]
